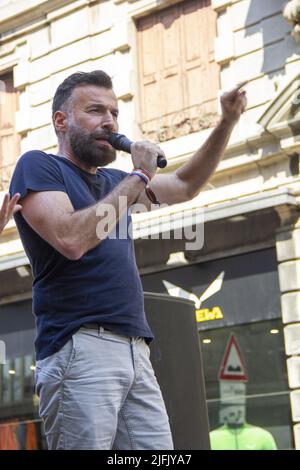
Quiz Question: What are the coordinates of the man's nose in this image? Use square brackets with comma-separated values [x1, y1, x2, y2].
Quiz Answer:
[101, 111, 115, 131]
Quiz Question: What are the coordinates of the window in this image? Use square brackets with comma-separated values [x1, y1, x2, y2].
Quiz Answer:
[200, 321, 293, 450]
[0, 72, 20, 190]
[141, 248, 293, 449]
[137, 0, 220, 142]
[0, 354, 36, 407]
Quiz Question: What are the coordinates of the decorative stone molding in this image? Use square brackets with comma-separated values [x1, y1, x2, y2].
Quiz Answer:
[211, 0, 232, 12]
[0, 0, 94, 36]
[127, 0, 183, 19]
[140, 107, 219, 143]
[283, 0, 300, 44]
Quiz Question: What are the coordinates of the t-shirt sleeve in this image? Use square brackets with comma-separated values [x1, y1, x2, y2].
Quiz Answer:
[118, 169, 130, 179]
[9, 150, 66, 200]
[107, 168, 129, 180]
[111, 168, 129, 184]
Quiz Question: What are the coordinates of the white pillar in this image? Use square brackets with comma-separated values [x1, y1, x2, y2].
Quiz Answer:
[276, 222, 300, 449]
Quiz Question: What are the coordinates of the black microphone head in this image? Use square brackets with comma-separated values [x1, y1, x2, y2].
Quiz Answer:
[157, 155, 167, 168]
[108, 133, 167, 168]
[107, 133, 132, 153]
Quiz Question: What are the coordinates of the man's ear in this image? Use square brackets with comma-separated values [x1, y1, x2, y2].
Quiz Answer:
[53, 110, 68, 134]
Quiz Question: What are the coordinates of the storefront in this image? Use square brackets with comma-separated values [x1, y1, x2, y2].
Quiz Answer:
[0, 190, 298, 449]
[0, 298, 46, 449]
[141, 248, 293, 449]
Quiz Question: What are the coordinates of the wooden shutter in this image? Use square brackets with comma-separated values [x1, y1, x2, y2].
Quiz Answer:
[0, 72, 20, 190]
[137, 0, 219, 142]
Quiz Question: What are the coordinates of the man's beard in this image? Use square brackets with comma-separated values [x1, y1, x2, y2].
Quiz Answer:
[69, 124, 116, 167]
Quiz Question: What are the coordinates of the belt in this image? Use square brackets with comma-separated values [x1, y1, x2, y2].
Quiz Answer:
[81, 323, 144, 341]
[82, 323, 111, 331]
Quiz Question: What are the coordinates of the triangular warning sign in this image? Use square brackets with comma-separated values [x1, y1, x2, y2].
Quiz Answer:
[218, 334, 248, 382]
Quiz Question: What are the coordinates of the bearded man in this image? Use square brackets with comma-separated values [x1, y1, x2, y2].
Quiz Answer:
[10, 70, 246, 450]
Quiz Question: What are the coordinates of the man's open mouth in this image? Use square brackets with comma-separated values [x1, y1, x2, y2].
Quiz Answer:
[94, 137, 113, 148]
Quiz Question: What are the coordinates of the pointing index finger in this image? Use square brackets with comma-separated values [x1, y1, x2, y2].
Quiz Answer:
[236, 80, 248, 90]
[224, 81, 248, 100]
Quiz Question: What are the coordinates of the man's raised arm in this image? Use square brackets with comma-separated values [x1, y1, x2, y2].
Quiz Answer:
[145, 84, 247, 206]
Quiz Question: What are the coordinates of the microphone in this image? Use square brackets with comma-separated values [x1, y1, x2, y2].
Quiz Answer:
[107, 133, 167, 169]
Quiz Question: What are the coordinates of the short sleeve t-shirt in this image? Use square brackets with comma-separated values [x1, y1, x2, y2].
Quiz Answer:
[9, 150, 153, 360]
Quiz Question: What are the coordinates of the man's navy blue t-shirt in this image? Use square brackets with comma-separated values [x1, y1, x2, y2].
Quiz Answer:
[9, 151, 153, 360]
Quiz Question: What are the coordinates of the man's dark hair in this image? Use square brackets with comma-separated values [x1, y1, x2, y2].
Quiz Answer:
[52, 70, 113, 118]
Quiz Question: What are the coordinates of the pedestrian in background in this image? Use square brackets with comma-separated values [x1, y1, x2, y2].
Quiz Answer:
[0, 193, 22, 234]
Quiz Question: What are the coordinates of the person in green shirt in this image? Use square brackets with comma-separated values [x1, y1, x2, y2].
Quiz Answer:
[210, 422, 278, 450]
[210, 404, 277, 450]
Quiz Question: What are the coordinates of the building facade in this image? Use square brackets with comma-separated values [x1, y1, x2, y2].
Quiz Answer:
[0, 0, 300, 449]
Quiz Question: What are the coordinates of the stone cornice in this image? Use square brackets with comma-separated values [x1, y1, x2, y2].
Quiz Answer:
[127, 0, 183, 18]
[0, 0, 85, 35]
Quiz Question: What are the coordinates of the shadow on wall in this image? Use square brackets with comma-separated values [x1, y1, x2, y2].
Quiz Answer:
[244, 0, 296, 80]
